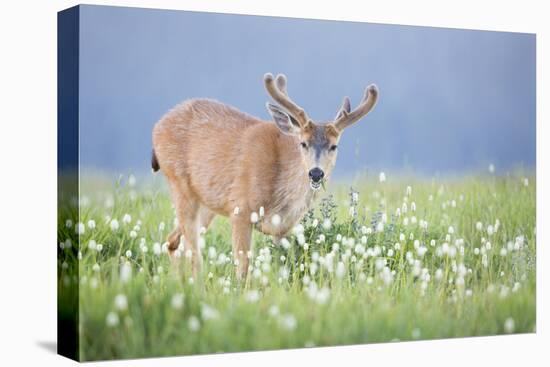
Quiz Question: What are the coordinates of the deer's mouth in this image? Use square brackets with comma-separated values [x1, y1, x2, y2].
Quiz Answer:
[309, 180, 322, 191]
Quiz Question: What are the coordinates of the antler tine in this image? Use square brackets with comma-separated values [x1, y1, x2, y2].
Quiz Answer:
[264, 73, 308, 126]
[334, 96, 351, 121]
[334, 84, 379, 130]
[275, 74, 288, 96]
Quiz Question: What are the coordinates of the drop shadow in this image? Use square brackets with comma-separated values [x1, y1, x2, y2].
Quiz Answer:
[36, 340, 57, 354]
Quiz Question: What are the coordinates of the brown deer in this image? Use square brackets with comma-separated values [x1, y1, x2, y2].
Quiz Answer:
[152, 73, 378, 279]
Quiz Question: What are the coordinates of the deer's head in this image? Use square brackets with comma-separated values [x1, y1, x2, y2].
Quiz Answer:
[264, 73, 378, 190]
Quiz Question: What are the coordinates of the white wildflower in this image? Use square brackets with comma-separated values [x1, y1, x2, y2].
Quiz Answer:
[293, 224, 304, 235]
[380, 267, 393, 285]
[201, 303, 220, 320]
[271, 214, 281, 226]
[85, 219, 95, 230]
[417, 246, 428, 257]
[122, 213, 132, 224]
[448, 246, 457, 258]
[75, 222, 85, 235]
[268, 305, 280, 317]
[106, 312, 119, 327]
[110, 219, 119, 231]
[198, 237, 205, 249]
[153, 242, 161, 255]
[169, 293, 185, 310]
[120, 262, 132, 283]
[280, 237, 291, 250]
[114, 294, 128, 311]
[279, 314, 297, 331]
[188, 316, 201, 331]
[335, 261, 346, 278]
[88, 240, 97, 251]
[504, 318, 515, 333]
[245, 290, 260, 303]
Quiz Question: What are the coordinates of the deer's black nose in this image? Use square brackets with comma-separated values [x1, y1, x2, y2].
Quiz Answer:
[309, 168, 325, 183]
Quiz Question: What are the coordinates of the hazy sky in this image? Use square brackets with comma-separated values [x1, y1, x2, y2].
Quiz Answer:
[77, 5, 536, 178]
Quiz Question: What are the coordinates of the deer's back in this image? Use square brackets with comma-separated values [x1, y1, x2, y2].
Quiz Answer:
[153, 99, 267, 213]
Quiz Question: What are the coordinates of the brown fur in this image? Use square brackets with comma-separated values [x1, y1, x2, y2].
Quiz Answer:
[152, 74, 378, 279]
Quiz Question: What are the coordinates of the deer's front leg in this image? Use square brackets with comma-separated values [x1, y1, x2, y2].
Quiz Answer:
[231, 216, 253, 280]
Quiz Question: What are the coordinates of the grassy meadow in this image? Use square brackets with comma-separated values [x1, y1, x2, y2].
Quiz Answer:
[58, 171, 536, 361]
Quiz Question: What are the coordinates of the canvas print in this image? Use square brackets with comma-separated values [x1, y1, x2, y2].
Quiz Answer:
[57, 5, 536, 361]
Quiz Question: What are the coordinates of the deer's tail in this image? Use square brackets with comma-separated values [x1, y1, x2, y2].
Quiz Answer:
[151, 149, 160, 172]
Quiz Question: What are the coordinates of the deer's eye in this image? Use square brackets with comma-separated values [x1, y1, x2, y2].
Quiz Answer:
[300, 142, 308, 149]
[329, 145, 338, 151]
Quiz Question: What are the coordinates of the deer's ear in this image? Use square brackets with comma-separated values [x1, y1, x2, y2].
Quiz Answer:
[266, 103, 301, 135]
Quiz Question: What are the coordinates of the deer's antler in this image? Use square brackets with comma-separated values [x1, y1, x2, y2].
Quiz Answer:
[264, 73, 309, 127]
[334, 84, 378, 130]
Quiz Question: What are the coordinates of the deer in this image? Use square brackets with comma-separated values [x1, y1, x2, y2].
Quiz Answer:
[151, 73, 378, 279]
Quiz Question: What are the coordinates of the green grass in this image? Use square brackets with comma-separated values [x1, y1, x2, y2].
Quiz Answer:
[58, 172, 536, 361]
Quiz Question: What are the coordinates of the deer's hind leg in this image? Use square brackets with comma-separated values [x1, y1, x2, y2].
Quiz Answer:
[166, 203, 216, 276]
[167, 179, 204, 276]
[167, 227, 183, 252]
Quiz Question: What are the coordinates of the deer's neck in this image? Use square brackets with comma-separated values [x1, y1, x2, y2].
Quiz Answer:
[261, 138, 317, 236]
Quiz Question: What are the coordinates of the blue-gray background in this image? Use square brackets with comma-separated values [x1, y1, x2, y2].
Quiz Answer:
[79, 5, 536, 178]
